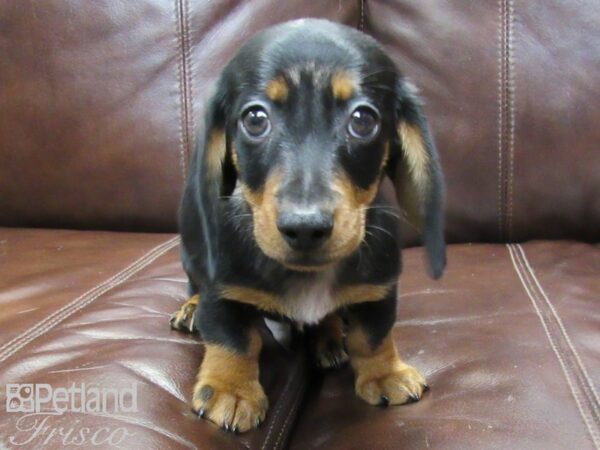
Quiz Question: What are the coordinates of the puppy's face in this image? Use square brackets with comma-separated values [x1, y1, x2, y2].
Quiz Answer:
[229, 31, 396, 271]
[196, 19, 445, 278]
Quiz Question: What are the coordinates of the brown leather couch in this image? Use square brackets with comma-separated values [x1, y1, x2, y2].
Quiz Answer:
[1, 1, 599, 449]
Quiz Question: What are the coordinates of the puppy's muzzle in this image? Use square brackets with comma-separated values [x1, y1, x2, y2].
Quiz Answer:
[277, 209, 333, 251]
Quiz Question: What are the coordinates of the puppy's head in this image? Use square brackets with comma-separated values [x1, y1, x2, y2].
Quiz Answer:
[194, 19, 445, 277]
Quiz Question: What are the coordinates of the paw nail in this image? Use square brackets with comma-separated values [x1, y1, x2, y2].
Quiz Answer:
[409, 393, 419, 402]
[232, 426, 239, 434]
[224, 424, 230, 432]
[379, 395, 390, 407]
[424, 384, 430, 391]
[255, 418, 262, 428]
[198, 408, 205, 418]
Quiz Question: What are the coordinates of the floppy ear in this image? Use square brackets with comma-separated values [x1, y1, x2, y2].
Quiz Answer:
[387, 79, 446, 279]
[179, 83, 237, 281]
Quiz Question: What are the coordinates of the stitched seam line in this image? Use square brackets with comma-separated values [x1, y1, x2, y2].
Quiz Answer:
[261, 358, 301, 450]
[516, 244, 600, 419]
[183, 0, 195, 162]
[359, 0, 365, 31]
[175, 0, 191, 182]
[507, 244, 600, 449]
[272, 365, 306, 450]
[496, 0, 505, 240]
[497, 0, 515, 241]
[0, 235, 178, 354]
[506, 0, 516, 241]
[0, 237, 180, 363]
[508, 244, 600, 448]
[501, 0, 510, 240]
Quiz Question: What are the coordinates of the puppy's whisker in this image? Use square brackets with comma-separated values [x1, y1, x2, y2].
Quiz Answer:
[364, 206, 402, 220]
[360, 232, 376, 261]
[222, 213, 253, 226]
[363, 84, 397, 95]
[366, 224, 395, 240]
[358, 68, 397, 81]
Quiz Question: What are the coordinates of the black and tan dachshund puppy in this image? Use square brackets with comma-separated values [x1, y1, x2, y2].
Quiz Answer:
[170, 18, 446, 433]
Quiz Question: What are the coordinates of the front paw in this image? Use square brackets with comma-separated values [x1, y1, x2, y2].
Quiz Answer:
[170, 295, 199, 332]
[356, 364, 428, 406]
[314, 337, 349, 370]
[192, 377, 268, 433]
[310, 314, 349, 370]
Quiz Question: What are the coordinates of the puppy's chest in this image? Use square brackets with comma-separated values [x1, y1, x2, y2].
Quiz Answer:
[281, 270, 338, 325]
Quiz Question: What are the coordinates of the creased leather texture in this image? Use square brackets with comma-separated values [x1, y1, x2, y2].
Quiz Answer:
[0, 228, 310, 450]
[289, 242, 600, 450]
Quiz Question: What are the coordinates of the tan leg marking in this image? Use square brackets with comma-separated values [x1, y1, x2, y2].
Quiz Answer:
[192, 329, 268, 433]
[347, 326, 428, 406]
[170, 294, 200, 332]
[311, 314, 348, 369]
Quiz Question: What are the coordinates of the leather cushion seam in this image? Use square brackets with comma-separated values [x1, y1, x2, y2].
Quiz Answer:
[516, 244, 600, 420]
[261, 356, 302, 450]
[507, 244, 600, 449]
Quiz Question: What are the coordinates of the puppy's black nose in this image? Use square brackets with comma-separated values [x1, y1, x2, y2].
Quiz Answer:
[277, 211, 333, 251]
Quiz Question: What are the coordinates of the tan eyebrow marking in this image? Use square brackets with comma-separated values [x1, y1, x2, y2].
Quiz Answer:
[331, 71, 357, 100]
[265, 76, 289, 102]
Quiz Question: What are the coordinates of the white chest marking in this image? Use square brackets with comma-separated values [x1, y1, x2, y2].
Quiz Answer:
[282, 269, 337, 325]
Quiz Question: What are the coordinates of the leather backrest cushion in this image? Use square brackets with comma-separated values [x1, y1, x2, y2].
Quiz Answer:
[2, 1, 598, 243]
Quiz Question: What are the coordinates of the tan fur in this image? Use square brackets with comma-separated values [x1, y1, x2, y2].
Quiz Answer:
[205, 130, 227, 179]
[192, 329, 268, 432]
[221, 285, 282, 315]
[265, 76, 289, 102]
[346, 327, 428, 405]
[240, 171, 290, 265]
[398, 122, 429, 194]
[328, 174, 377, 260]
[237, 134, 390, 271]
[231, 145, 241, 173]
[331, 71, 356, 100]
[335, 283, 393, 306]
[395, 123, 431, 230]
[241, 167, 385, 269]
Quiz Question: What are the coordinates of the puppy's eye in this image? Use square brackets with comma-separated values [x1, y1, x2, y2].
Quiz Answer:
[241, 106, 271, 139]
[348, 106, 380, 140]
